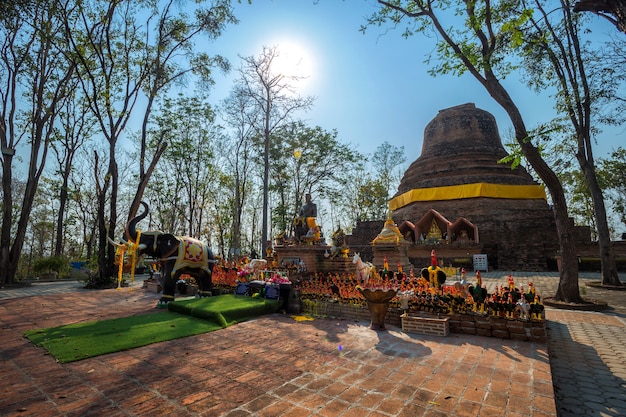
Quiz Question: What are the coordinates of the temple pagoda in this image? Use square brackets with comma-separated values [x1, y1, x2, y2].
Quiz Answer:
[388, 103, 559, 270]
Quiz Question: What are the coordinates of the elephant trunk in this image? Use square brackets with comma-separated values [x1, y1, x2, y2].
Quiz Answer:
[107, 236, 122, 247]
[126, 201, 149, 243]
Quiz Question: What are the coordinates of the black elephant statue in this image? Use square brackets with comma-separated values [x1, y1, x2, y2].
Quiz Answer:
[119, 201, 216, 308]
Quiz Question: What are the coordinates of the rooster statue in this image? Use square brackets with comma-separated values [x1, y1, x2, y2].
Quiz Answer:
[421, 250, 446, 288]
[468, 270, 488, 304]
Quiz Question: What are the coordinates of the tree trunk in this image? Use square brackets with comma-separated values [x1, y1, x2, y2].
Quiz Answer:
[567, 2, 622, 287]
[54, 172, 70, 257]
[232, 174, 242, 257]
[107, 146, 119, 280]
[6, 162, 44, 284]
[94, 151, 113, 282]
[128, 97, 168, 223]
[0, 152, 14, 285]
[0, 128, 49, 284]
[483, 78, 583, 303]
[128, 141, 168, 222]
[96, 195, 110, 282]
[580, 159, 622, 285]
[261, 123, 270, 257]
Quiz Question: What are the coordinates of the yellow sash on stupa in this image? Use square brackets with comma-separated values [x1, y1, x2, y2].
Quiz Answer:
[389, 183, 546, 211]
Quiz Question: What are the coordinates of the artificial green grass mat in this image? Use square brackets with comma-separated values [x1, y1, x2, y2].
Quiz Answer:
[24, 311, 221, 363]
[167, 294, 282, 327]
[24, 295, 281, 363]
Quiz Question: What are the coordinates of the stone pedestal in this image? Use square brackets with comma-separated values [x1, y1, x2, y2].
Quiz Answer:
[273, 245, 353, 274]
[372, 242, 413, 273]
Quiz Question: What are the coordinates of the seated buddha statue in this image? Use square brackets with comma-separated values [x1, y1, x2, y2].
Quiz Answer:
[426, 219, 443, 241]
[294, 193, 320, 244]
[457, 229, 469, 242]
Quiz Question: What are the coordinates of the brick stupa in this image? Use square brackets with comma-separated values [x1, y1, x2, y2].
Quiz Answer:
[389, 103, 559, 270]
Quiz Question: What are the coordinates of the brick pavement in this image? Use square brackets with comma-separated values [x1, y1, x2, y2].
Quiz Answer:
[483, 271, 626, 417]
[0, 272, 624, 416]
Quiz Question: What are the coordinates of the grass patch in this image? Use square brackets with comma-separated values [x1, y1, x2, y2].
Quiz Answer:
[25, 295, 281, 363]
[167, 294, 281, 327]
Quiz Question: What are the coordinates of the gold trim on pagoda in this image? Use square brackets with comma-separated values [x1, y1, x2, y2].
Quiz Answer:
[389, 183, 546, 211]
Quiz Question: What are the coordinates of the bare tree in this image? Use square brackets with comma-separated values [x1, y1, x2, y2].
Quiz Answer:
[234, 45, 315, 256]
[0, 1, 76, 285]
[373, 141, 406, 205]
[521, 0, 622, 286]
[50, 84, 95, 257]
[221, 86, 258, 258]
[70, 149, 99, 262]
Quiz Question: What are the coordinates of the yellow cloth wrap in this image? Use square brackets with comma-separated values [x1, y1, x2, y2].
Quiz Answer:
[116, 245, 126, 290]
[129, 230, 140, 289]
[389, 183, 547, 210]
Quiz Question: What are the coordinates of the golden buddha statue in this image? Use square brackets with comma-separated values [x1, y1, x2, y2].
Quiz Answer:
[426, 219, 443, 240]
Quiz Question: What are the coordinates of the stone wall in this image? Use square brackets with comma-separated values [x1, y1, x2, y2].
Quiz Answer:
[345, 220, 383, 262]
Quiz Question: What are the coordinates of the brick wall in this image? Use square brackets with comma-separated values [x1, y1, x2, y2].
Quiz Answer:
[300, 299, 547, 342]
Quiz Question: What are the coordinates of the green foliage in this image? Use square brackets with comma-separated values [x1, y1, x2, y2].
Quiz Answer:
[598, 147, 626, 225]
[371, 141, 406, 200]
[267, 121, 362, 230]
[145, 93, 223, 239]
[356, 178, 389, 221]
[560, 168, 597, 235]
[33, 255, 69, 275]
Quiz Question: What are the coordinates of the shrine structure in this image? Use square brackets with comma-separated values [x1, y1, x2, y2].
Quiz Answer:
[389, 103, 560, 270]
[353, 103, 562, 271]
[272, 103, 624, 274]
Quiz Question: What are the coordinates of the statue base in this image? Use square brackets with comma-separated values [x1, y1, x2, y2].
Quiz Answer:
[273, 245, 353, 274]
[372, 242, 413, 273]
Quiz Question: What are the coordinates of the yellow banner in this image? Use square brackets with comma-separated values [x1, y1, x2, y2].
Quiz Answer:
[389, 183, 546, 210]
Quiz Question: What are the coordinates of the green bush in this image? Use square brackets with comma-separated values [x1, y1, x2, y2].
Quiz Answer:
[33, 256, 69, 277]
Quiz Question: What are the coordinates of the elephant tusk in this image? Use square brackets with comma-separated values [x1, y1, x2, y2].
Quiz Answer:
[107, 236, 122, 247]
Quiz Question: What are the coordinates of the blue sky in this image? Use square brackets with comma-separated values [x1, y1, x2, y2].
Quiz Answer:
[207, 0, 623, 170]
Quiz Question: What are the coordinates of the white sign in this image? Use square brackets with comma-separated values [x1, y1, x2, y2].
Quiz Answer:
[473, 254, 488, 271]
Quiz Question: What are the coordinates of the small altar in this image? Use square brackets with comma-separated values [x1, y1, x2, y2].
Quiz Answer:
[372, 242, 413, 273]
[273, 245, 353, 274]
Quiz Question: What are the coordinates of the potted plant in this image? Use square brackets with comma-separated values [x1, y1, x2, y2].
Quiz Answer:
[34, 255, 68, 280]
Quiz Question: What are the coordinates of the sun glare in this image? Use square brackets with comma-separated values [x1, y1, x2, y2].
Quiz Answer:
[271, 41, 314, 86]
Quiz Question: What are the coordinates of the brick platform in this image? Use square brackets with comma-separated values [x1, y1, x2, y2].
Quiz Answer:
[401, 314, 450, 336]
[301, 299, 547, 341]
